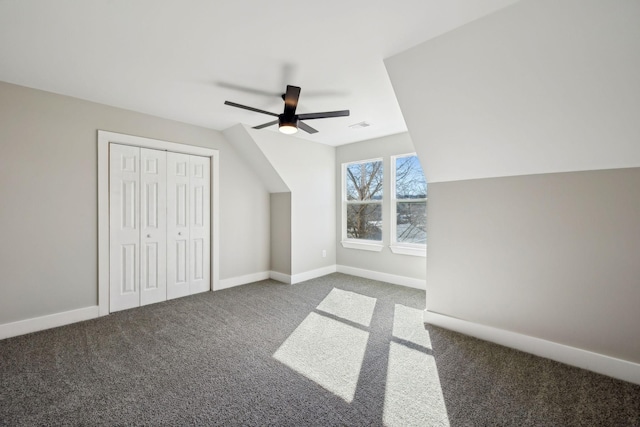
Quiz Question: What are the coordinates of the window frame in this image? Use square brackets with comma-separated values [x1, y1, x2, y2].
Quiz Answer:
[390, 153, 427, 257]
[341, 158, 384, 252]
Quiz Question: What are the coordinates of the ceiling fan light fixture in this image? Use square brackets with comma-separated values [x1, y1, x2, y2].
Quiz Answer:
[279, 115, 298, 134]
[279, 125, 298, 135]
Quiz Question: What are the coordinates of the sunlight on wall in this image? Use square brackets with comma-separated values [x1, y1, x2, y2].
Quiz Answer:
[316, 288, 377, 326]
[273, 312, 369, 402]
[384, 305, 450, 427]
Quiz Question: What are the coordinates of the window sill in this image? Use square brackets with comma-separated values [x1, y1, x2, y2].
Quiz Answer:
[389, 245, 426, 257]
[341, 240, 384, 252]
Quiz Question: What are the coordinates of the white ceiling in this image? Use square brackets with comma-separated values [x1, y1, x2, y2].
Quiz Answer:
[0, 0, 518, 146]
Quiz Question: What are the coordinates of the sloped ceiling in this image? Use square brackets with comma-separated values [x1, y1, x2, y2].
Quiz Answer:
[0, 0, 518, 146]
[386, 0, 640, 182]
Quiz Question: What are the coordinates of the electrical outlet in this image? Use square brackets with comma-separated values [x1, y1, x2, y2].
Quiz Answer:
[322, 249, 327, 258]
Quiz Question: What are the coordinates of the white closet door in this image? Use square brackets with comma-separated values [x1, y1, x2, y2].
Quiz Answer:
[167, 152, 191, 300]
[189, 155, 211, 294]
[139, 148, 167, 306]
[109, 144, 140, 312]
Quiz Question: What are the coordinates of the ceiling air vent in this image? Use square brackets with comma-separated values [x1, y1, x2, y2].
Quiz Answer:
[349, 121, 371, 129]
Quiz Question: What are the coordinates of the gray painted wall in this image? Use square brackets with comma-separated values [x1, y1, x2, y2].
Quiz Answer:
[0, 81, 270, 325]
[428, 169, 640, 363]
[248, 127, 336, 276]
[270, 192, 292, 275]
[223, 124, 289, 193]
[385, 0, 640, 363]
[336, 133, 426, 280]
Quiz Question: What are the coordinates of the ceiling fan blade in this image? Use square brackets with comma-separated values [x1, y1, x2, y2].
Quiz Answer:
[217, 82, 281, 98]
[298, 121, 318, 134]
[297, 110, 350, 120]
[283, 85, 301, 117]
[224, 101, 279, 117]
[253, 119, 279, 130]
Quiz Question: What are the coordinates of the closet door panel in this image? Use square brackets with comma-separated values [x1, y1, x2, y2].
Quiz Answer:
[189, 155, 211, 294]
[109, 144, 140, 312]
[167, 152, 191, 300]
[140, 148, 167, 306]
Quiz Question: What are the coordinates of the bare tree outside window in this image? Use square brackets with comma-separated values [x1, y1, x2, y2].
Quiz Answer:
[394, 155, 427, 244]
[345, 160, 383, 240]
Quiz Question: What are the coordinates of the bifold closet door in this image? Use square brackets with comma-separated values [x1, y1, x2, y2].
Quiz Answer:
[109, 144, 141, 312]
[166, 153, 211, 299]
[139, 148, 167, 306]
[189, 155, 211, 295]
[109, 144, 167, 312]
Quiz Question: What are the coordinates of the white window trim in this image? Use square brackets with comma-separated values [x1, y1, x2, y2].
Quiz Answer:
[389, 244, 426, 257]
[390, 153, 426, 257]
[341, 240, 384, 252]
[341, 158, 384, 251]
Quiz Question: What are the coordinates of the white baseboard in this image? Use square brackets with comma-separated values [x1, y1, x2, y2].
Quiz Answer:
[216, 268, 339, 289]
[0, 306, 100, 341]
[277, 264, 425, 289]
[217, 271, 271, 290]
[269, 270, 292, 284]
[336, 265, 426, 290]
[291, 265, 337, 284]
[269, 265, 338, 285]
[423, 310, 640, 386]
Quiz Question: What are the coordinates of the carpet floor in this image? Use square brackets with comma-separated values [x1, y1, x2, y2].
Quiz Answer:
[1, 273, 639, 426]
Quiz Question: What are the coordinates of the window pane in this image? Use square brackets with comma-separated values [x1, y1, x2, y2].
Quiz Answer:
[347, 203, 382, 240]
[346, 161, 383, 201]
[396, 201, 426, 244]
[395, 156, 427, 199]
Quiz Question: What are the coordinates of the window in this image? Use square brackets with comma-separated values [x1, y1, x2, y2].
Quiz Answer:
[391, 154, 427, 256]
[342, 159, 384, 251]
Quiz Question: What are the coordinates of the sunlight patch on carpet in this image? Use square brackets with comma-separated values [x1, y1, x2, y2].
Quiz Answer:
[384, 304, 449, 426]
[392, 304, 432, 349]
[316, 288, 377, 327]
[273, 312, 369, 402]
[383, 342, 449, 426]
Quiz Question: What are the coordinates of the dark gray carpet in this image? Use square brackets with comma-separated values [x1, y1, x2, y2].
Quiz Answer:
[1, 273, 639, 426]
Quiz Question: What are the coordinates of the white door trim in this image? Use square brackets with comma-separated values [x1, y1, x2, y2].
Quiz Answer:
[98, 130, 220, 316]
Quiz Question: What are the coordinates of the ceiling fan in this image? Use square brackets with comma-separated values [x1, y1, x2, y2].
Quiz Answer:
[224, 85, 349, 135]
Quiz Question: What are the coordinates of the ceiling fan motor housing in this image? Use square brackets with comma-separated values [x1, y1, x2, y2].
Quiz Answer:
[279, 114, 298, 128]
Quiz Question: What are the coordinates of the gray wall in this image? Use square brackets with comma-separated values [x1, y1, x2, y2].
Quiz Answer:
[222, 124, 289, 193]
[429, 169, 640, 363]
[336, 132, 426, 280]
[0, 81, 270, 325]
[385, 0, 640, 363]
[249, 128, 336, 276]
[270, 192, 292, 275]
